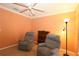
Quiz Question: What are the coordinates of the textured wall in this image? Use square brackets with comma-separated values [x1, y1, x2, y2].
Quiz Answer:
[0, 8, 32, 48]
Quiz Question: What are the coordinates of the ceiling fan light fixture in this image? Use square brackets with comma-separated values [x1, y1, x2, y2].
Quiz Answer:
[24, 3, 34, 9]
[24, 3, 32, 7]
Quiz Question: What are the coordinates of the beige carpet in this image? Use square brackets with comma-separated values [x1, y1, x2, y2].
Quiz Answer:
[0, 45, 76, 56]
[0, 45, 37, 56]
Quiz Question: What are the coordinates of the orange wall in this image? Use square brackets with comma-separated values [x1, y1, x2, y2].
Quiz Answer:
[33, 12, 77, 53]
[75, 4, 79, 55]
[0, 8, 32, 48]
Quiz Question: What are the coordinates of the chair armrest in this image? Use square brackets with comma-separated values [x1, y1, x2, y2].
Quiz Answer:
[18, 39, 25, 44]
[38, 43, 46, 47]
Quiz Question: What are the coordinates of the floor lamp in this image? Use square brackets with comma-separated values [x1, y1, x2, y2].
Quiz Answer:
[63, 18, 70, 56]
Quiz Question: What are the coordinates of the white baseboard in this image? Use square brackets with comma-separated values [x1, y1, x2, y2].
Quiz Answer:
[60, 49, 75, 55]
[0, 44, 17, 50]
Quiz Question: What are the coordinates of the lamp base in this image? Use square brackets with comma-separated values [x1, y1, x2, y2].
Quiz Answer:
[63, 53, 69, 56]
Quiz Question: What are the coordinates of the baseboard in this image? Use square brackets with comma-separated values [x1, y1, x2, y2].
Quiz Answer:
[60, 49, 75, 55]
[0, 44, 17, 50]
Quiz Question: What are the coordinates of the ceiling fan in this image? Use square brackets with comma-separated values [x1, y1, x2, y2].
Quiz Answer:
[13, 3, 44, 16]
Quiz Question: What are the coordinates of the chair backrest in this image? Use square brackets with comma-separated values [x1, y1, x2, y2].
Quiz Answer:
[45, 34, 60, 49]
[24, 32, 34, 41]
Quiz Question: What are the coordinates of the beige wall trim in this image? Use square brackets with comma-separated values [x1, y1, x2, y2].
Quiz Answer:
[0, 44, 17, 50]
[60, 49, 76, 56]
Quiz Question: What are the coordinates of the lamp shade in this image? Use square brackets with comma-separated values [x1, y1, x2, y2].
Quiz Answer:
[64, 18, 70, 22]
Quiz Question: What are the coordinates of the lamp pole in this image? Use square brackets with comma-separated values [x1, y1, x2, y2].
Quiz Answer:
[66, 22, 68, 55]
[63, 18, 70, 56]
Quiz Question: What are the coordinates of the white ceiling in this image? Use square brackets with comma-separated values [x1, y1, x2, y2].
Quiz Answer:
[0, 3, 78, 18]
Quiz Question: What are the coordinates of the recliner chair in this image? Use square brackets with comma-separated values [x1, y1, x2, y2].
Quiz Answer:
[37, 34, 61, 56]
[18, 32, 34, 51]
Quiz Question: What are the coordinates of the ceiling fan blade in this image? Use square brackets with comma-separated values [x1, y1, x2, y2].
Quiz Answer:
[20, 9, 29, 13]
[28, 9, 35, 16]
[13, 3, 28, 8]
[32, 8, 44, 12]
[32, 3, 37, 7]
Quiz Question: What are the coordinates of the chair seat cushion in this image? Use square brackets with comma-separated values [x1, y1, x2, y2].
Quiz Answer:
[37, 47, 51, 56]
